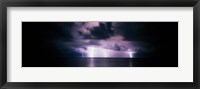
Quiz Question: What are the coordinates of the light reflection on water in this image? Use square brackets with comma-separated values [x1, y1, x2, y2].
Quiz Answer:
[86, 58, 134, 67]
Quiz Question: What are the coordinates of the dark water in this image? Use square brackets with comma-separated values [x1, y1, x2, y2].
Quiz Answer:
[77, 58, 133, 67]
[61, 58, 178, 67]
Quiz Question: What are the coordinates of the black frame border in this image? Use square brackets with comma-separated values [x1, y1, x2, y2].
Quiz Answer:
[0, 0, 200, 89]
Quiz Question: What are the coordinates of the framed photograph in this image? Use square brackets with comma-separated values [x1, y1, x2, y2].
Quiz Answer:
[0, 0, 199, 89]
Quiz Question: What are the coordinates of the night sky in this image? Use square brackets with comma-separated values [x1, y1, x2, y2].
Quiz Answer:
[22, 22, 178, 67]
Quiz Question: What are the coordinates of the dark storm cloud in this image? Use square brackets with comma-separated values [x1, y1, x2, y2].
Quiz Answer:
[70, 22, 114, 40]
[52, 22, 159, 59]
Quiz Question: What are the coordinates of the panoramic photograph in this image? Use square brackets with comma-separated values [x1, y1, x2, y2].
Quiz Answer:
[22, 22, 178, 67]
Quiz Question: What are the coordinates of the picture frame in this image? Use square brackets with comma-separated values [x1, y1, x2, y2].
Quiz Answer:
[0, 0, 199, 89]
